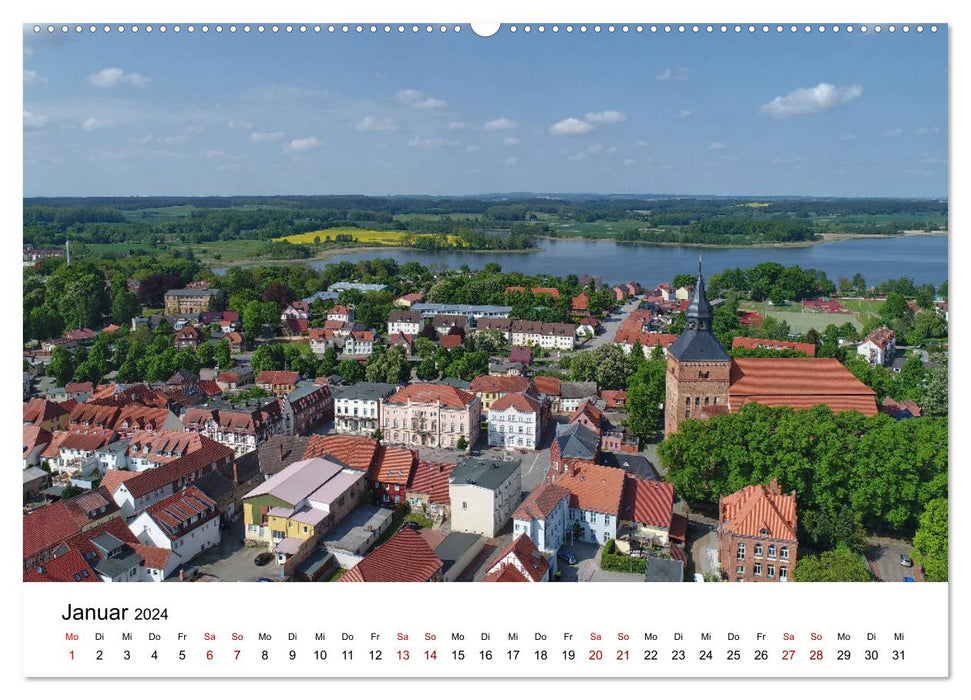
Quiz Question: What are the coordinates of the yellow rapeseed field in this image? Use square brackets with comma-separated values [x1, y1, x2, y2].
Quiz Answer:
[274, 227, 463, 246]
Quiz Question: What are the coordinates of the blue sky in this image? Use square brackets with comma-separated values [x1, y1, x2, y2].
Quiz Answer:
[23, 25, 948, 197]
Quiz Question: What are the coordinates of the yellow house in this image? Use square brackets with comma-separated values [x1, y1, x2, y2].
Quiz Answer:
[469, 375, 531, 412]
[243, 457, 365, 549]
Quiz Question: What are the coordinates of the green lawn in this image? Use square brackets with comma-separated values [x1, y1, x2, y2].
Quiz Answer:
[838, 298, 886, 317]
[403, 512, 434, 529]
[183, 239, 266, 264]
[739, 301, 863, 333]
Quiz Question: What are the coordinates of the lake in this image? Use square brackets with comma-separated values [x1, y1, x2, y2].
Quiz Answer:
[217, 234, 949, 287]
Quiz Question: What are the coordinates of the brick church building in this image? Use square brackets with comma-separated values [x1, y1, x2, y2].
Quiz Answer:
[664, 262, 877, 437]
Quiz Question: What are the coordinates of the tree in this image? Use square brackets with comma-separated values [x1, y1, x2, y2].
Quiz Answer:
[852, 273, 867, 295]
[49, 346, 75, 386]
[338, 359, 365, 384]
[800, 504, 868, 553]
[416, 357, 439, 381]
[911, 498, 947, 581]
[317, 346, 339, 377]
[251, 343, 285, 374]
[60, 485, 85, 500]
[791, 546, 872, 582]
[920, 354, 947, 417]
[672, 273, 695, 289]
[261, 281, 296, 308]
[137, 273, 183, 308]
[243, 300, 280, 339]
[456, 436, 468, 451]
[882, 291, 910, 323]
[215, 339, 233, 370]
[625, 355, 666, 440]
[111, 289, 141, 325]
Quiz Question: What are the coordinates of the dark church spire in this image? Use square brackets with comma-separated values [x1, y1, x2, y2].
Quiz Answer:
[666, 256, 729, 362]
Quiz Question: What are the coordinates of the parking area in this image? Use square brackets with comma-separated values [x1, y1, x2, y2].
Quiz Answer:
[183, 521, 283, 582]
[865, 537, 918, 582]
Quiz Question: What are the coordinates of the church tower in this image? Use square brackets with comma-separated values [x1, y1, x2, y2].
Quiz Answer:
[664, 259, 731, 436]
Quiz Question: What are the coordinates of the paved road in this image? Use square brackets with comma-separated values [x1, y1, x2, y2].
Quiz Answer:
[579, 297, 642, 351]
[181, 521, 284, 582]
[865, 537, 917, 582]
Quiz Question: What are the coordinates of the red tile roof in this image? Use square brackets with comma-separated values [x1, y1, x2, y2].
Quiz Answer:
[552, 462, 625, 516]
[341, 528, 443, 582]
[731, 336, 816, 356]
[865, 326, 896, 349]
[23, 425, 53, 456]
[120, 436, 233, 499]
[101, 469, 139, 495]
[23, 398, 69, 425]
[719, 478, 797, 542]
[61, 517, 140, 564]
[482, 564, 530, 582]
[23, 502, 87, 562]
[490, 391, 542, 414]
[621, 477, 673, 529]
[439, 334, 463, 349]
[532, 376, 561, 397]
[881, 397, 923, 418]
[569, 400, 603, 430]
[256, 371, 299, 386]
[41, 428, 118, 457]
[69, 402, 121, 428]
[386, 383, 477, 409]
[599, 390, 627, 409]
[130, 543, 172, 571]
[23, 549, 98, 583]
[198, 380, 223, 397]
[143, 486, 218, 541]
[729, 358, 878, 416]
[303, 434, 380, 472]
[485, 534, 550, 582]
[513, 483, 570, 521]
[368, 446, 418, 485]
[407, 461, 456, 504]
[613, 330, 679, 348]
[470, 375, 531, 395]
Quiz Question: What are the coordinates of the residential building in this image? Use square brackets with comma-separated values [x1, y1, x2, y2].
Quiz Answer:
[387, 309, 423, 336]
[257, 434, 313, 478]
[344, 328, 376, 356]
[533, 376, 562, 413]
[449, 456, 522, 537]
[23, 397, 71, 430]
[549, 461, 625, 546]
[182, 399, 285, 457]
[22, 487, 121, 570]
[512, 482, 570, 554]
[282, 383, 333, 434]
[309, 328, 338, 355]
[107, 436, 234, 515]
[858, 326, 897, 367]
[382, 383, 481, 450]
[483, 533, 551, 582]
[619, 477, 675, 546]
[550, 423, 600, 474]
[367, 445, 418, 506]
[405, 460, 456, 520]
[394, 292, 424, 308]
[614, 330, 679, 357]
[41, 428, 119, 473]
[329, 282, 388, 294]
[559, 381, 598, 414]
[333, 382, 397, 436]
[256, 370, 299, 396]
[488, 390, 544, 450]
[470, 374, 532, 411]
[434, 532, 486, 582]
[510, 320, 577, 351]
[163, 288, 222, 315]
[665, 262, 876, 436]
[243, 457, 367, 552]
[475, 317, 512, 340]
[340, 527, 444, 582]
[23, 425, 53, 467]
[216, 367, 254, 392]
[718, 478, 798, 583]
[128, 486, 221, 579]
[327, 305, 354, 324]
[281, 301, 310, 321]
[432, 314, 468, 335]
[411, 303, 511, 320]
[174, 326, 199, 350]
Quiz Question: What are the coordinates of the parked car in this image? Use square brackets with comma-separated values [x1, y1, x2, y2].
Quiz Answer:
[900, 554, 913, 567]
[558, 550, 578, 565]
[903, 576, 915, 582]
[254, 552, 274, 566]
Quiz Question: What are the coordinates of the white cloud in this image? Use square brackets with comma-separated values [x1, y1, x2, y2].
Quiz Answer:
[550, 117, 594, 136]
[709, 142, 728, 150]
[635, 140, 651, 148]
[395, 89, 447, 110]
[203, 149, 226, 159]
[448, 122, 466, 131]
[81, 117, 114, 131]
[283, 137, 322, 154]
[504, 137, 522, 146]
[250, 130, 285, 142]
[23, 70, 47, 85]
[623, 159, 636, 167]
[407, 137, 460, 148]
[657, 67, 690, 81]
[23, 111, 49, 130]
[87, 67, 150, 88]
[585, 110, 626, 124]
[503, 157, 518, 167]
[484, 117, 517, 131]
[678, 109, 692, 119]
[356, 116, 397, 133]
[759, 82, 862, 119]
[884, 128, 904, 137]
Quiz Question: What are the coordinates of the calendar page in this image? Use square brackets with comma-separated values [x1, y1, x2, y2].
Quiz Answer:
[16, 0, 957, 691]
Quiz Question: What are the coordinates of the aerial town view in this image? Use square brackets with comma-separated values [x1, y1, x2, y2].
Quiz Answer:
[22, 25, 947, 586]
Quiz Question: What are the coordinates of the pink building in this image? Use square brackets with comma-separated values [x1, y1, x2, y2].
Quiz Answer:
[381, 384, 481, 450]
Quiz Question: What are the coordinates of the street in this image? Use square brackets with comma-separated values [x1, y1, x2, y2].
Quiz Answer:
[580, 297, 642, 350]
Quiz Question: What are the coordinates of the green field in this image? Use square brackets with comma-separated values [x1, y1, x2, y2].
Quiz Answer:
[185, 239, 266, 263]
[545, 218, 647, 238]
[85, 242, 161, 255]
[739, 301, 863, 333]
[836, 298, 886, 318]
